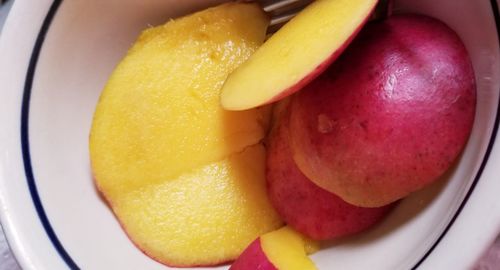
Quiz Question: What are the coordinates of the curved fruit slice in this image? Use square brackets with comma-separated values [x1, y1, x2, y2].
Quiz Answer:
[289, 15, 476, 207]
[230, 227, 319, 270]
[267, 105, 393, 240]
[220, 0, 378, 110]
[90, 3, 282, 267]
[112, 144, 282, 267]
[90, 2, 270, 197]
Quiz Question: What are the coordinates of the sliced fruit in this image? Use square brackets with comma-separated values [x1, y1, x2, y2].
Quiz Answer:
[112, 144, 282, 267]
[289, 15, 476, 207]
[230, 227, 319, 270]
[90, 2, 270, 197]
[90, 3, 282, 267]
[267, 104, 393, 240]
[229, 239, 277, 270]
[220, 0, 378, 110]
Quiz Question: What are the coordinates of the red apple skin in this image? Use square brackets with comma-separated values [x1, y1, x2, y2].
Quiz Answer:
[262, 10, 375, 107]
[230, 238, 277, 270]
[289, 15, 476, 207]
[267, 107, 394, 240]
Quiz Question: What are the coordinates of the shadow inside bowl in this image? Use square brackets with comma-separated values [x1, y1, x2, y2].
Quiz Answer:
[320, 161, 456, 249]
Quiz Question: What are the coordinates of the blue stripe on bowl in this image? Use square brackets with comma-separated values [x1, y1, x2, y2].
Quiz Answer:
[412, 1, 500, 268]
[19, 0, 78, 269]
[19, 1, 500, 270]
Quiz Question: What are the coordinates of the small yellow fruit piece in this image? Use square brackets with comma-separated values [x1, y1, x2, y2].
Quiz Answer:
[113, 144, 282, 266]
[90, 2, 270, 197]
[261, 227, 319, 270]
[220, 0, 378, 110]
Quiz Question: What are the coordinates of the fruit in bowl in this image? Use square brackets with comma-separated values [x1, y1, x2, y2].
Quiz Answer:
[288, 14, 476, 207]
[219, 0, 378, 110]
[90, 3, 283, 267]
[266, 101, 395, 240]
[89, 0, 476, 268]
[230, 226, 319, 270]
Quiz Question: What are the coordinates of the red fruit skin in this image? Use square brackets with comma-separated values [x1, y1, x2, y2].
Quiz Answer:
[289, 14, 476, 207]
[266, 107, 394, 240]
[230, 238, 277, 270]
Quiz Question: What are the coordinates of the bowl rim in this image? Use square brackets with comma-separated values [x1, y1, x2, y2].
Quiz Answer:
[1, 0, 500, 269]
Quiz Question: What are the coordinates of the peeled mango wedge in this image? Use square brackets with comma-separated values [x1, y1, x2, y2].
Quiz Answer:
[91, 2, 271, 197]
[90, 3, 282, 267]
[114, 144, 282, 267]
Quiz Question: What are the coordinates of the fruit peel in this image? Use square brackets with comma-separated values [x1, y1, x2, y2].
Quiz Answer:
[289, 15, 476, 207]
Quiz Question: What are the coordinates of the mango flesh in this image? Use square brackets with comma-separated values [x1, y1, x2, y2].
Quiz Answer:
[220, 0, 378, 110]
[90, 2, 270, 198]
[230, 227, 318, 270]
[289, 15, 476, 207]
[90, 3, 283, 266]
[267, 104, 393, 240]
[114, 144, 282, 266]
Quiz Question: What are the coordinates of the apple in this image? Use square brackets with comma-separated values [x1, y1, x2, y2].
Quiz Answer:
[266, 104, 394, 239]
[289, 15, 476, 207]
[220, 0, 378, 110]
[90, 3, 283, 267]
[230, 227, 318, 270]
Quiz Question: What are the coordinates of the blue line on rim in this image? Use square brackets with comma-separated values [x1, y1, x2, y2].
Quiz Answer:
[412, 0, 500, 268]
[20, 0, 79, 269]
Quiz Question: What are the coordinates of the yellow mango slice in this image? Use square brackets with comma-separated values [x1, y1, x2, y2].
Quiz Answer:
[220, 0, 378, 110]
[90, 3, 281, 267]
[90, 2, 270, 197]
[261, 227, 318, 270]
[113, 144, 282, 266]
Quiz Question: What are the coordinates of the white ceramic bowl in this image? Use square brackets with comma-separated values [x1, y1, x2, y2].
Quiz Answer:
[0, 0, 499, 269]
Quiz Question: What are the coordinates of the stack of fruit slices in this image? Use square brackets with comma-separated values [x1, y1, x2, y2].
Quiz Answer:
[89, 0, 476, 268]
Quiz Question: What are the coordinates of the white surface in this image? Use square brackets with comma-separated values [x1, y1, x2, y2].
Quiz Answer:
[0, 225, 19, 270]
[0, 0, 71, 269]
[0, 0, 498, 270]
[0, 2, 22, 270]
